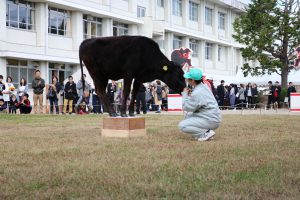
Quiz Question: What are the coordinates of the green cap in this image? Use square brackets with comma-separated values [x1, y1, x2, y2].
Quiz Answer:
[183, 68, 203, 80]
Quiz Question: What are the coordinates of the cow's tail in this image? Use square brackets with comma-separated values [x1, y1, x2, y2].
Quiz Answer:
[79, 55, 85, 94]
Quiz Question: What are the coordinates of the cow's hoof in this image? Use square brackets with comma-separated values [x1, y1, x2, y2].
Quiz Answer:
[121, 113, 128, 117]
[129, 112, 135, 117]
[109, 113, 118, 117]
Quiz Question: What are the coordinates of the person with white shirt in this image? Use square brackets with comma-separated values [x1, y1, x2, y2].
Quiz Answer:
[17, 78, 28, 102]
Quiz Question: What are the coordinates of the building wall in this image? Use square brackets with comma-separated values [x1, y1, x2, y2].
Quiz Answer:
[0, 0, 246, 104]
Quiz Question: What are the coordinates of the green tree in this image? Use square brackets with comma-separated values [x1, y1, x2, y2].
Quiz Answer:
[233, 0, 300, 88]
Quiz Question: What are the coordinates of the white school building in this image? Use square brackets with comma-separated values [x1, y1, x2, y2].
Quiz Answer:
[0, 0, 249, 103]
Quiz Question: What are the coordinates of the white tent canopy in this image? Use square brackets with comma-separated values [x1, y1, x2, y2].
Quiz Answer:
[234, 70, 300, 85]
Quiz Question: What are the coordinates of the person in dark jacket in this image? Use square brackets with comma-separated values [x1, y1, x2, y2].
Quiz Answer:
[9, 94, 18, 114]
[251, 83, 258, 109]
[107, 81, 117, 109]
[16, 93, 32, 114]
[136, 84, 147, 114]
[47, 76, 61, 114]
[216, 80, 225, 109]
[32, 70, 45, 114]
[272, 81, 281, 108]
[0, 75, 5, 99]
[267, 81, 274, 109]
[287, 82, 297, 107]
[63, 76, 77, 114]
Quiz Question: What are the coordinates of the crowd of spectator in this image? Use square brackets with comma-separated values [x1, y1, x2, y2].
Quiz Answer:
[0, 70, 298, 115]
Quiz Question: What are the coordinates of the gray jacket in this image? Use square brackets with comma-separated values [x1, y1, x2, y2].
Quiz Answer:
[182, 83, 221, 123]
[32, 78, 45, 95]
[76, 80, 90, 96]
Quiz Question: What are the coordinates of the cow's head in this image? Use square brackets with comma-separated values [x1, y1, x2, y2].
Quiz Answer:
[160, 62, 186, 94]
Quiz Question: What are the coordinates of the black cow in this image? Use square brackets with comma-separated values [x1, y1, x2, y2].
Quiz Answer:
[79, 36, 186, 117]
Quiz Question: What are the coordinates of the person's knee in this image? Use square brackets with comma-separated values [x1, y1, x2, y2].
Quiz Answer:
[178, 121, 187, 132]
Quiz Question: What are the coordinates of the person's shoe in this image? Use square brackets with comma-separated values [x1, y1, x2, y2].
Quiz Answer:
[136, 112, 140, 115]
[155, 111, 161, 113]
[143, 112, 147, 114]
[197, 130, 215, 141]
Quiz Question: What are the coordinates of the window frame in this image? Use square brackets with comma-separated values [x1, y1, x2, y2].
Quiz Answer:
[6, 0, 35, 30]
[173, 35, 183, 49]
[6, 59, 36, 89]
[205, 42, 213, 60]
[83, 15, 102, 39]
[172, 0, 182, 17]
[189, 39, 199, 57]
[113, 21, 129, 36]
[218, 12, 226, 30]
[48, 7, 71, 36]
[189, 1, 198, 22]
[137, 6, 146, 18]
[157, 0, 164, 7]
[205, 7, 213, 26]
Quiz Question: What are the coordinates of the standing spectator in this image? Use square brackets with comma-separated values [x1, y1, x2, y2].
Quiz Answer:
[32, 70, 45, 114]
[3, 76, 15, 111]
[9, 94, 18, 114]
[17, 78, 28, 102]
[161, 86, 169, 111]
[237, 84, 246, 109]
[245, 83, 253, 108]
[272, 81, 281, 108]
[252, 83, 258, 109]
[47, 76, 61, 114]
[287, 82, 296, 107]
[154, 80, 163, 113]
[107, 80, 117, 109]
[16, 93, 32, 114]
[145, 86, 153, 111]
[0, 75, 5, 99]
[229, 84, 236, 109]
[75, 74, 92, 114]
[63, 76, 77, 114]
[116, 86, 123, 113]
[206, 77, 217, 98]
[267, 81, 274, 109]
[216, 80, 225, 109]
[136, 84, 147, 114]
[224, 85, 230, 109]
[92, 89, 102, 114]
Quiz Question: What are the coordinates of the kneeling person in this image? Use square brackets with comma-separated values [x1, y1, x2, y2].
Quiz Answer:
[17, 93, 32, 114]
[178, 68, 221, 141]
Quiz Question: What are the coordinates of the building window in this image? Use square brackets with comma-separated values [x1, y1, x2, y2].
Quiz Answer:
[205, 42, 213, 60]
[137, 6, 146, 18]
[219, 12, 225, 30]
[189, 1, 198, 21]
[157, 0, 164, 7]
[218, 46, 225, 62]
[173, 35, 182, 49]
[205, 7, 213, 26]
[6, 0, 35, 30]
[172, 0, 182, 17]
[48, 63, 72, 85]
[113, 21, 129, 36]
[48, 7, 71, 36]
[83, 15, 102, 39]
[6, 59, 36, 89]
[189, 39, 198, 57]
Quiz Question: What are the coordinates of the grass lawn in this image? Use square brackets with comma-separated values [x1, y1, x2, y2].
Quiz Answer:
[0, 114, 299, 199]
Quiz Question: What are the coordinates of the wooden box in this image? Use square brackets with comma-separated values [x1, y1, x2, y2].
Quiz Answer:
[101, 117, 146, 138]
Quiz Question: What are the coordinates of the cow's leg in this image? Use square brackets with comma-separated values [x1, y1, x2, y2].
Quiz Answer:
[120, 77, 133, 117]
[128, 80, 142, 117]
[95, 79, 117, 117]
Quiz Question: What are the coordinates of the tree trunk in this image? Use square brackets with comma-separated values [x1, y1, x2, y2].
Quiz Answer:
[281, 64, 288, 89]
